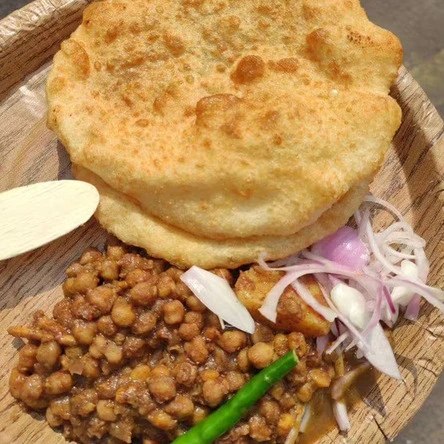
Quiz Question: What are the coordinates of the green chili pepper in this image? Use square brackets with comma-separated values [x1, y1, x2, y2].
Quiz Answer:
[172, 349, 299, 444]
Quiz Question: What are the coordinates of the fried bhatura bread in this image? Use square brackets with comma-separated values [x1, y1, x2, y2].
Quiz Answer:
[47, 0, 402, 242]
[73, 165, 369, 269]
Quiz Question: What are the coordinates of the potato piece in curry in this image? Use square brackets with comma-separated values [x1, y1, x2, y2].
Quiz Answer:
[235, 266, 331, 337]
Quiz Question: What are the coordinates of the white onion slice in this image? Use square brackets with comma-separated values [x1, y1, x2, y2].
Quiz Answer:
[180, 266, 255, 334]
[316, 335, 330, 354]
[361, 322, 401, 379]
[385, 278, 444, 310]
[325, 332, 349, 355]
[291, 280, 337, 322]
[333, 400, 351, 432]
[299, 404, 311, 434]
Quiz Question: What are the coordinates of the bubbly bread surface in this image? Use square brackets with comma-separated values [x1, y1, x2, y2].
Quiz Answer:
[47, 0, 402, 266]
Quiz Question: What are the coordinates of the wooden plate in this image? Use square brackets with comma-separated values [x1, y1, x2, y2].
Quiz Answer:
[0, 1, 443, 442]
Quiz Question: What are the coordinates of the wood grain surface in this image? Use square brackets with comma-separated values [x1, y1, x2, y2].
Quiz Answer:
[0, 1, 443, 443]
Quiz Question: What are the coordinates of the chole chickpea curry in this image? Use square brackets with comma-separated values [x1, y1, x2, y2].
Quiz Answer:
[8, 0, 444, 443]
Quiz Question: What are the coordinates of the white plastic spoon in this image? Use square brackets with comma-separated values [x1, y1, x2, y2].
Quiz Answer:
[0, 180, 99, 261]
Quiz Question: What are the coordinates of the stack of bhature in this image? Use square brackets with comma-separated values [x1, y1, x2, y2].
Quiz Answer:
[47, 0, 402, 269]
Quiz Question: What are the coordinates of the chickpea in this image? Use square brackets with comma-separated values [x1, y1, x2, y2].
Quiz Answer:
[184, 336, 209, 364]
[184, 311, 203, 329]
[157, 274, 176, 298]
[79, 248, 102, 265]
[165, 395, 194, 419]
[125, 269, 152, 287]
[225, 371, 246, 392]
[174, 281, 192, 299]
[200, 369, 220, 381]
[249, 415, 271, 442]
[132, 311, 157, 335]
[66, 262, 83, 277]
[185, 295, 206, 312]
[272, 334, 289, 356]
[21, 374, 44, 400]
[109, 421, 132, 442]
[203, 326, 221, 342]
[130, 281, 158, 306]
[82, 355, 101, 379]
[46, 406, 63, 427]
[279, 392, 296, 409]
[147, 410, 177, 431]
[218, 330, 247, 353]
[148, 376, 176, 402]
[87, 286, 116, 314]
[259, 399, 281, 425]
[163, 300, 185, 324]
[18, 343, 38, 372]
[65, 346, 83, 359]
[70, 389, 98, 416]
[270, 381, 284, 401]
[72, 320, 97, 345]
[36, 341, 62, 370]
[72, 271, 99, 294]
[309, 368, 332, 388]
[251, 324, 274, 344]
[107, 245, 125, 260]
[45, 371, 73, 395]
[130, 365, 151, 381]
[49, 397, 70, 420]
[62, 277, 77, 297]
[237, 348, 250, 372]
[172, 362, 197, 386]
[103, 342, 123, 364]
[97, 315, 118, 336]
[192, 405, 209, 425]
[96, 400, 117, 421]
[150, 365, 170, 377]
[178, 322, 200, 340]
[99, 260, 119, 281]
[9, 368, 26, 399]
[248, 342, 274, 369]
[287, 332, 308, 357]
[296, 382, 314, 402]
[277, 413, 295, 436]
[202, 378, 229, 407]
[111, 297, 136, 327]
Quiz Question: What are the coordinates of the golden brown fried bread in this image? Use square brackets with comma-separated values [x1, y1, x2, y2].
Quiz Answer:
[48, 0, 402, 244]
[235, 266, 331, 337]
[73, 165, 368, 269]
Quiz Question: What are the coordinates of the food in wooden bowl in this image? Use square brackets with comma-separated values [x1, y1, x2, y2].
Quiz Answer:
[3, 0, 443, 443]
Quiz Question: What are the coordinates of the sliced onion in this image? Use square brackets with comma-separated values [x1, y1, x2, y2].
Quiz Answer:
[316, 335, 330, 354]
[311, 226, 370, 271]
[325, 332, 349, 355]
[385, 278, 444, 311]
[331, 362, 372, 400]
[333, 400, 351, 432]
[258, 262, 351, 323]
[361, 322, 401, 379]
[299, 404, 311, 434]
[180, 266, 255, 334]
[405, 295, 421, 321]
[258, 194, 441, 384]
[291, 279, 337, 322]
[284, 426, 298, 444]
